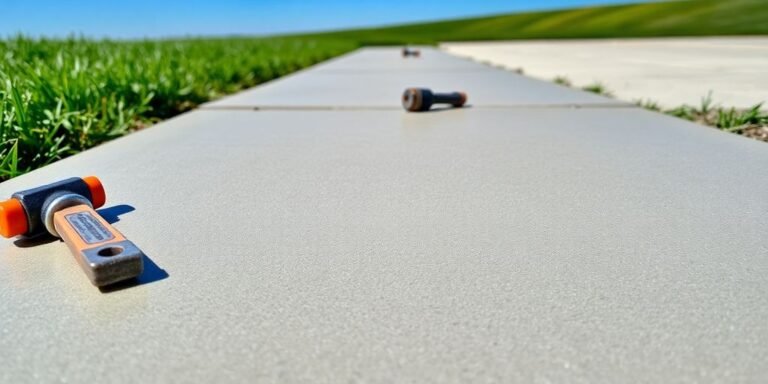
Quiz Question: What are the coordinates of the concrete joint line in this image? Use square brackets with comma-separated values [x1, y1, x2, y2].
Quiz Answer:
[199, 103, 639, 112]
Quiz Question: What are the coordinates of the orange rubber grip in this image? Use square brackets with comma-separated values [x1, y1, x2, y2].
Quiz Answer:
[0, 198, 28, 238]
[82, 176, 106, 209]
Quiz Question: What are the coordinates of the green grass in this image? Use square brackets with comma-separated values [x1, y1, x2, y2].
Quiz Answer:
[637, 93, 768, 141]
[0, 37, 356, 181]
[299, 0, 768, 44]
[581, 83, 613, 97]
[554, 79, 767, 141]
[662, 95, 768, 140]
[553, 76, 573, 87]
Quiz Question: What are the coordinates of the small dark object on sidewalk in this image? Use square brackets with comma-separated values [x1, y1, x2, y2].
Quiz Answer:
[402, 47, 421, 58]
[402, 88, 467, 112]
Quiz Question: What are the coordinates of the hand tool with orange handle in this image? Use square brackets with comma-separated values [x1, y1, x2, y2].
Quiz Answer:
[0, 176, 143, 287]
[402, 88, 467, 112]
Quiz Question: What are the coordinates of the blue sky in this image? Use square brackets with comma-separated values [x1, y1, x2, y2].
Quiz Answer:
[3, 0, 648, 38]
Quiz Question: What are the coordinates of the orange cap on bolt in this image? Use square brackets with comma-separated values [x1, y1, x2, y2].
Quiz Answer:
[0, 198, 28, 238]
[82, 176, 106, 209]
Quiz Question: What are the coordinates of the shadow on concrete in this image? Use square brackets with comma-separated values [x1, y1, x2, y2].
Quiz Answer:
[421, 104, 472, 113]
[97, 204, 136, 224]
[13, 234, 57, 248]
[99, 252, 169, 293]
[97, 204, 169, 293]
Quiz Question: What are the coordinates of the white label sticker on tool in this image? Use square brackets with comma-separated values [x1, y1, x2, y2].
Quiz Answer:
[65, 212, 114, 244]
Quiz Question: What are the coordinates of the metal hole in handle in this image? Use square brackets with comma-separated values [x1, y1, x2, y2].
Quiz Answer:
[97, 246, 124, 257]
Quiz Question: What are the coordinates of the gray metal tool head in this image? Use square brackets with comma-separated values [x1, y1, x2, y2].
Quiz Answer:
[1, 176, 106, 238]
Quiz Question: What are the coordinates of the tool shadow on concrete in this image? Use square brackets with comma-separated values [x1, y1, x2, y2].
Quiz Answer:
[97, 204, 136, 223]
[96, 204, 169, 292]
[98, 252, 168, 293]
[421, 105, 473, 113]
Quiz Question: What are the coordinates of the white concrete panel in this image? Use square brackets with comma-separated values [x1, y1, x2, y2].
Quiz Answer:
[443, 37, 768, 108]
[1, 108, 766, 383]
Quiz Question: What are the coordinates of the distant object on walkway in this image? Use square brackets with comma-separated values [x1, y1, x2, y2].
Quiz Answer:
[402, 88, 467, 112]
[401, 47, 421, 58]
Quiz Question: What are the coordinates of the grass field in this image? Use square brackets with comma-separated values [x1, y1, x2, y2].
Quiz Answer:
[0, 37, 356, 181]
[304, 0, 768, 44]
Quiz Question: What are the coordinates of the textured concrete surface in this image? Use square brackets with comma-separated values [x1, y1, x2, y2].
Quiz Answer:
[2, 47, 768, 383]
[204, 47, 624, 109]
[311, 46, 484, 72]
[442, 37, 768, 108]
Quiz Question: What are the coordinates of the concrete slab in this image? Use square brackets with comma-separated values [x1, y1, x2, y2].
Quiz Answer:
[2, 108, 767, 383]
[203, 67, 624, 109]
[442, 37, 768, 109]
[311, 46, 486, 72]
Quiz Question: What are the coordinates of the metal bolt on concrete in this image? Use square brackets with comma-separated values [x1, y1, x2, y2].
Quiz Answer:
[1, 47, 767, 383]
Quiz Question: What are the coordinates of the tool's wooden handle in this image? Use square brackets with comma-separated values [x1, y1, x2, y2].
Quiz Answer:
[53, 204, 143, 287]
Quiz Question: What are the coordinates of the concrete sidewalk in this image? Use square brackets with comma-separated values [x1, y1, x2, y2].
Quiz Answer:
[203, 47, 625, 109]
[1, 47, 767, 383]
[442, 37, 768, 109]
